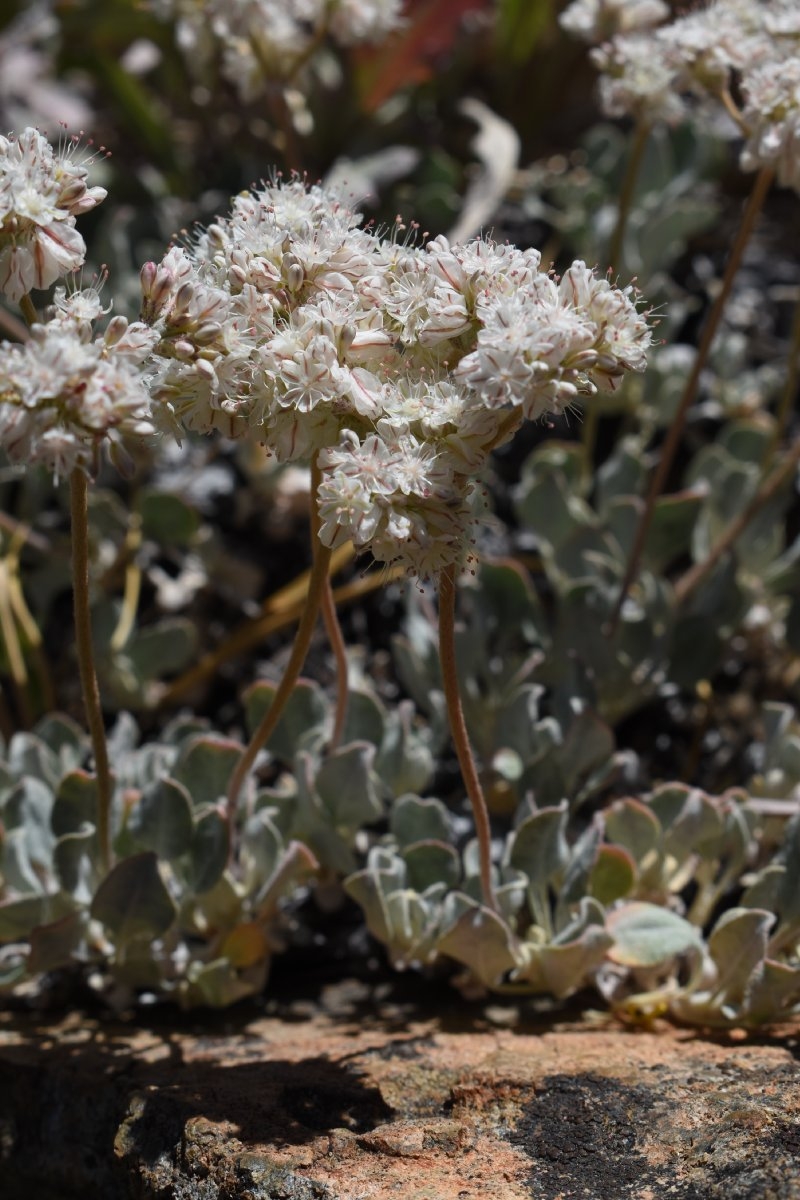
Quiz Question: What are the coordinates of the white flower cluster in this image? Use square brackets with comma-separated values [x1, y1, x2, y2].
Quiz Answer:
[142, 177, 651, 574]
[0, 287, 157, 479]
[559, 0, 669, 45]
[0, 127, 106, 302]
[577, 0, 800, 169]
[152, 0, 405, 100]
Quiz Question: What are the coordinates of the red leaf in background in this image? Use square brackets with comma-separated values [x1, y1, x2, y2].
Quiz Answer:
[356, 0, 494, 113]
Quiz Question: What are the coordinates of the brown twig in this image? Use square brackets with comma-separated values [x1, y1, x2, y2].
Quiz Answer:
[608, 165, 775, 633]
[673, 437, 800, 606]
[438, 563, 500, 915]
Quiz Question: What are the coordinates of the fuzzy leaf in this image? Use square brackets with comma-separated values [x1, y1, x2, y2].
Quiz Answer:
[607, 902, 702, 967]
[125, 778, 194, 860]
[53, 824, 97, 900]
[3, 777, 55, 880]
[7, 733, 59, 788]
[588, 845, 636, 905]
[341, 688, 385, 748]
[376, 701, 435, 795]
[27, 908, 87, 975]
[315, 742, 383, 830]
[90, 852, 176, 946]
[706, 908, 774, 1009]
[391, 794, 451, 847]
[138, 489, 199, 546]
[437, 897, 519, 985]
[244, 679, 328, 761]
[515, 925, 612, 997]
[33, 714, 88, 773]
[402, 840, 460, 892]
[172, 735, 242, 810]
[51, 771, 99, 838]
[254, 839, 318, 918]
[220, 922, 270, 970]
[183, 809, 229, 894]
[127, 618, 198, 679]
[745, 960, 800, 1025]
[0, 892, 78, 942]
[604, 798, 661, 867]
[509, 803, 569, 887]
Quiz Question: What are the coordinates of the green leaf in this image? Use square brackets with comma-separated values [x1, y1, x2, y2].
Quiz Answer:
[33, 714, 89, 773]
[125, 778, 194, 860]
[183, 809, 229, 894]
[7, 733, 59, 788]
[54, 824, 97, 899]
[172, 734, 242, 809]
[391, 794, 451, 847]
[706, 908, 774, 1009]
[3, 777, 55, 879]
[604, 798, 661, 868]
[515, 925, 612, 997]
[509, 804, 569, 889]
[340, 688, 385, 747]
[437, 897, 519, 986]
[376, 701, 435, 796]
[138, 489, 199, 546]
[0, 893, 79, 942]
[315, 742, 383, 830]
[90, 852, 176, 946]
[607, 902, 703, 967]
[52, 770, 99, 838]
[244, 679, 328, 761]
[588, 845, 636, 906]
[28, 909, 87, 975]
[127, 618, 198, 680]
[402, 841, 460, 892]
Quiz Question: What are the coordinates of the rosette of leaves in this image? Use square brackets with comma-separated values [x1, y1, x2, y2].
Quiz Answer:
[0, 712, 316, 1007]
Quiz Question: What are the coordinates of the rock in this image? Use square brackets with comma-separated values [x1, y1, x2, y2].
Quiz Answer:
[1, 980, 800, 1199]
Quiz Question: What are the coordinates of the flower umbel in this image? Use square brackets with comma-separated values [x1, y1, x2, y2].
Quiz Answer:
[0, 289, 156, 478]
[0, 127, 107, 302]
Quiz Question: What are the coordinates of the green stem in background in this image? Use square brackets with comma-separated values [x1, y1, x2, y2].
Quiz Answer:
[70, 468, 113, 875]
[225, 538, 333, 839]
[310, 461, 349, 750]
[582, 119, 650, 485]
[438, 563, 500, 916]
[673, 435, 800, 606]
[607, 118, 651, 276]
[18, 294, 38, 327]
[608, 165, 775, 635]
[765, 284, 800, 463]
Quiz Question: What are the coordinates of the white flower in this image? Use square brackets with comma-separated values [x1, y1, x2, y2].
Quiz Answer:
[591, 33, 686, 125]
[0, 294, 154, 478]
[153, 0, 404, 100]
[560, 0, 669, 44]
[0, 128, 106, 302]
[741, 57, 800, 192]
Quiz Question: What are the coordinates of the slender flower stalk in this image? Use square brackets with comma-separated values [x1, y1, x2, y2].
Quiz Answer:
[607, 117, 651, 274]
[765, 285, 800, 462]
[438, 564, 500, 915]
[310, 459, 349, 749]
[673, 437, 800, 606]
[70, 468, 113, 873]
[225, 537, 334, 837]
[582, 117, 651, 484]
[608, 165, 774, 633]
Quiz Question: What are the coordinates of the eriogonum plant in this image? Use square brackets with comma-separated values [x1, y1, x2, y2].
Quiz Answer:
[0, 128, 155, 875]
[140, 175, 652, 912]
